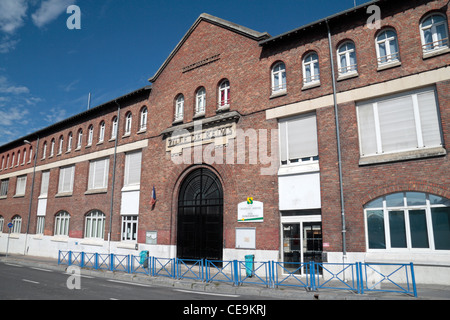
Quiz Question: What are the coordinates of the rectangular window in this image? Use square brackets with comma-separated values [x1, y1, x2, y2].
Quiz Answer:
[121, 215, 138, 241]
[0, 179, 9, 197]
[357, 87, 442, 157]
[279, 113, 319, 165]
[40, 171, 50, 197]
[36, 216, 45, 234]
[15, 175, 27, 196]
[124, 151, 142, 187]
[58, 165, 75, 194]
[431, 207, 450, 250]
[88, 158, 109, 190]
[367, 210, 386, 249]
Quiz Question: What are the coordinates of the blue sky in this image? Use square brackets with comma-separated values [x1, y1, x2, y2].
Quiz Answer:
[0, 0, 365, 146]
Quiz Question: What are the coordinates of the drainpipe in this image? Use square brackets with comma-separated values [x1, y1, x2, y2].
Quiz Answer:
[326, 19, 347, 258]
[24, 136, 39, 255]
[108, 100, 121, 254]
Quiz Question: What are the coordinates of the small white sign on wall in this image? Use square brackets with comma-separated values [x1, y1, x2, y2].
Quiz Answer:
[235, 228, 256, 249]
[237, 199, 263, 222]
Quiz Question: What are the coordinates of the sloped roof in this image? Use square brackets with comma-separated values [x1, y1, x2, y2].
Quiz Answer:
[148, 13, 271, 83]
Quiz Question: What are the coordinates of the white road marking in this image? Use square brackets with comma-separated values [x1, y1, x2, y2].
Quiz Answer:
[30, 267, 53, 272]
[22, 279, 40, 284]
[4, 263, 23, 268]
[107, 279, 153, 287]
[174, 289, 240, 298]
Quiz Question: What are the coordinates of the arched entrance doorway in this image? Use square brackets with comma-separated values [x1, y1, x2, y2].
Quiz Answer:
[177, 167, 223, 260]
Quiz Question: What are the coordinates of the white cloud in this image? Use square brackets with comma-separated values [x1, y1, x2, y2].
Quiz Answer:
[0, 36, 20, 53]
[43, 107, 67, 124]
[0, 75, 30, 94]
[0, 0, 28, 34]
[31, 0, 76, 28]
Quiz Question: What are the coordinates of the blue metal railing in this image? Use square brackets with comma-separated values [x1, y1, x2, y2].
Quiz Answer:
[57, 251, 417, 297]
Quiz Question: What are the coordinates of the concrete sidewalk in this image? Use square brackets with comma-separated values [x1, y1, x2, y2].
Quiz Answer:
[1, 253, 449, 300]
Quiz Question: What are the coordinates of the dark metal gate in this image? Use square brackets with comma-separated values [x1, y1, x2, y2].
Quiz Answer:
[177, 168, 223, 261]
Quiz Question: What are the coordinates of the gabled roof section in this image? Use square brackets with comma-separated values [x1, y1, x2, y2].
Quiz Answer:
[148, 13, 271, 83]
[259, 0, 381, 46]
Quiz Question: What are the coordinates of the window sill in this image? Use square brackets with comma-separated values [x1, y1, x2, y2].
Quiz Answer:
[13, 194, 25, 198]
[423, 47, 450, 60]
[377, 60, 401, 71]
[337, 72, 358, 81]
[85, 188, 107, 195]
[80, 238, 104, 246]
[302, 82, 320, 91]
[55, 192, 73, 198]
[193, 112, 205, 119]
[270, 90, 287, 99]
[117, 241, 138, 250]
[51, 235, 69, 242]
[172, 119, 183, 125]
[0, 195, 7, 200]
[278, 161, 320, 176]
[359, 146, 447, 166]
[121, 185, 140, 192]
[137, 128, 147, 134]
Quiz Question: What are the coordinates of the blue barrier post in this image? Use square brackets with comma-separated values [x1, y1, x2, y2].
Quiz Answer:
[68, 251, 72, 266]
[233, 260, 239, 286]
[80, 252, 85, 268]
[58, 250, 61, 265]
[95, 253, 99, 270]
[410, 263, 417, 298]
[110, 253, 114, 271]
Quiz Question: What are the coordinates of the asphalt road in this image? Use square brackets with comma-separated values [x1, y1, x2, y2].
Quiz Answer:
[0, 260, 270, 301]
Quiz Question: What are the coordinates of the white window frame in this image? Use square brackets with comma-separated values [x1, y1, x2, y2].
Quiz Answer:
[302, 52, 320, 85]
[11, 216, 22, 234]
[195, 88, 206, 115]
[111, 117, 118, 139]
[139, 107, 147, 131]
[376, 29, 400, 65]
[22, 149, 26, 165]
[36, 216, 45, 235]
[125, 112, 132, 135]
[174, 95, 184, 122]
[67, 133, 72, 152]
[84, 210, 105, 239]
[121, 215, 138, 242]
[58, 136, 63, 155]
[337, 41, 357, 76]
[99, 121, 105, 143]
[42, 142, 47, 159]
[15, 175, 27, 196]
[420, 13, 449, 53]
[364, 192, 450, 252]
[0, 179, 9, 197]
[124, 151, 142, 188]
[356, 86, 443, 157]
[54, 211, 70, 236]
[88, 158, 109, 190]
[77, 129, 83, 149]
[218, 80, 230, 109]
[58, 165, 75, 194]
[278, 112, 319, 166]
[50, 139, 55, 157]
[0, 216, 4, 233]
[87, 125, 94, 146]
[271, 62, 287, 94]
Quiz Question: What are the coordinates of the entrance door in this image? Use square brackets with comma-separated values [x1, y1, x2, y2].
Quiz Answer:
[282, 220, 322, 274]
[177, 168, 223, 261]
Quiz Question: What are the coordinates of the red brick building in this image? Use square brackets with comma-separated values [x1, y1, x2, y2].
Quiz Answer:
[0, 0, 449, 284]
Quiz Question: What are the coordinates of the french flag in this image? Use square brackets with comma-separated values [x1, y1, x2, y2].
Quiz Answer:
[150, 186, 156, 207]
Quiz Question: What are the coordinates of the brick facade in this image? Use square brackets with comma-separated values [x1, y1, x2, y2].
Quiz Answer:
[0, 0, 449, 282]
